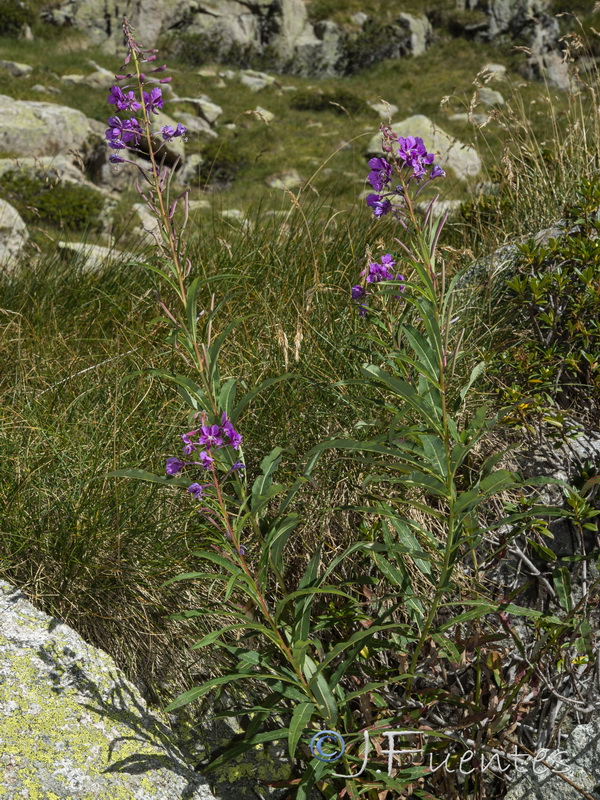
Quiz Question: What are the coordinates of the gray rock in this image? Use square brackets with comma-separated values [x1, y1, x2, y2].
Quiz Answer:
[84, 60, 118, 88]
[0, 155, 104, 194]
[481, 62, 507, 79]
[266, 169, 304, 189]
[0, 199, 28, 270]
[239, 70, 277, 92]
[0, 96, 93, 159]
[367, 115, 481, 181]
[524, 49, 571, 90]
[416, 199, 463, 218]
[0, 59, 33, 77]
[61, 72, 86, 85]
[57, 241, 141, 270]
[477, 86, 505, 106]
[397, 12, 432, 58]
[505, 716, 600, 800]
[171, 111, 218, 138]
[254, 105, 275, 122]
[0, 580, 217, 799]
[221, 209, 252, 229]
[368, 100, 399, 119]
[197, 66, 219, 78]
[132, 202, 162, 239]
[448, 112, 490, 125]
[351, 11, 368, 26]
[170, 96, 223, 124]
[146, 110, 186, 165]
[179, 153, 204, 185]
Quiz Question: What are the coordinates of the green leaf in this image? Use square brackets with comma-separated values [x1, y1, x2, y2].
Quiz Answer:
[528, 539, 557, 562]
[190, 623, 274, 649]
[262, 513, 300, 576]
[218, 377, 237, 416]
[458, 361, 486, 406]
[479, 469, 518, 496]
[387, 515, 434, 576]
[554, 566, 572, 612]
[207, 317, 249, 391]
[294, 546, 322, 641]
[185, 275, 203, 340]
[288, 702, 316, 760]
[251, 447, 285, 512]
[436, 604, 498, 632]
[420, 434, 447, 479]
[304, 656, 338, 726]
[189, 550, 243, 575]
[143, 369, 208, 410]
[371, 553, 425, 621]
[360, 364, 443, 432]
[276, 586, 356, 625]
[205, 728, 289, 774]
[165, 671, 256, 710]
[402, 324, 441, 387]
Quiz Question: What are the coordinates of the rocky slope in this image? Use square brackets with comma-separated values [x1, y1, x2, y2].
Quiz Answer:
[39, 0, 570, 84]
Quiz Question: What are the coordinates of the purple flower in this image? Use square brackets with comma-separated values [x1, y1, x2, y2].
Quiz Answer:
[161, 123, 186, 141]
[351, 284, 366, 300]
[108, 86, 141, 112]
[367, 156, 393, 192]
[366, 194, 392, 218]
[181, 429, 198, 455]
[231, 461, 245, 471]
[199, 424, 223, 449]
[143, 87, 163, 114]
[109, 154, 125, 163]
[430, 164, 446, 179]
[198, 451, 214, 469]
[187, 482, 206, 499]
[108, 86, 125, 106]
[105, 116, 143, 150]
[397, 135, 435, 180]
[362, 256, 397, 284]
[221, 413, 243, 450]
[166, 457, 185, 475]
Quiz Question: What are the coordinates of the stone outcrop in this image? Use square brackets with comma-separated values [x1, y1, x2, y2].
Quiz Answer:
[39, 0, 569, 82]
[505, 716, 600, 800]
[41, 0, 432, 77]
[367, 115, 482, 182]
[0, 580, 217, 799]
[0, 95, 93, 159]
[0, 199, 29, 270]
[457, 0, 569, 88]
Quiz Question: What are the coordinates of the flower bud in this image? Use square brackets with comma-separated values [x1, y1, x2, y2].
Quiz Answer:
[159, 76, 172, 83]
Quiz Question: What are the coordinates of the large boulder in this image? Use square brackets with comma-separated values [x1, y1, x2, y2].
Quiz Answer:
[0, 96, 93, 158]
[505, 716, 600, 800]
[367, 115, 482, 181]
[0, 199, 28, 270]
[0, 580, 217, 799]
[459, 0, 569, 88]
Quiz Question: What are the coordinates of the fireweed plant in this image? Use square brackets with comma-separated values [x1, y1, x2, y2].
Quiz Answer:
[106, 22, 596, 800]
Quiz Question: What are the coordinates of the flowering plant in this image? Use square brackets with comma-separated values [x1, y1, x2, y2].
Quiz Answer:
[105, 23, 584, 800]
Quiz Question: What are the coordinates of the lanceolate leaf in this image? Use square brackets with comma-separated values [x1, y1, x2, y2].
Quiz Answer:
[288, 703, 316, 760]
[204, 728, 290, 774]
